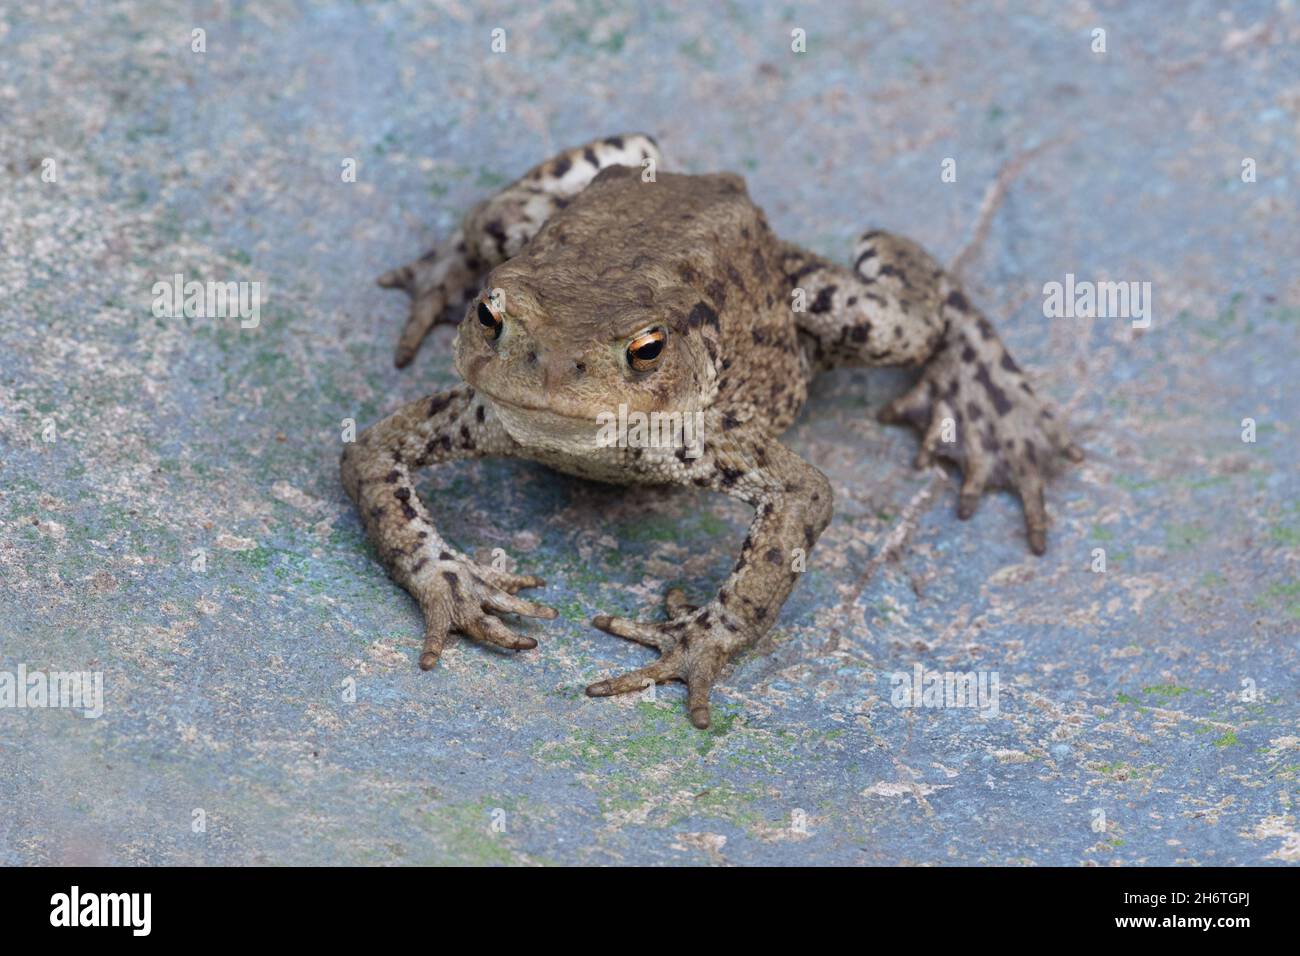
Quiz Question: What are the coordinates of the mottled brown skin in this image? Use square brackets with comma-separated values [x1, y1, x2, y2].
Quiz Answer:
[343, 133, 1081, 728]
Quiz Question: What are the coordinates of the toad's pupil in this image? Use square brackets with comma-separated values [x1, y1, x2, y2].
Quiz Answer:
[633, 338, 662, 360]
[477, 302, 497, 328]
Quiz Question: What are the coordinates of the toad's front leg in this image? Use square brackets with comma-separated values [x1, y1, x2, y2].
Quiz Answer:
[340, 387, 556, 668]
[585, 430, 833, 728]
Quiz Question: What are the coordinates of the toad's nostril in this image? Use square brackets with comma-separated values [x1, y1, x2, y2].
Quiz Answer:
[574, 361, 586, 375]
[526, 350, 538, 364]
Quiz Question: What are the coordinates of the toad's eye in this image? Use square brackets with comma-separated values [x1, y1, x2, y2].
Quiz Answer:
[477, 301, 502, 341]
[626, 328, 666, 371]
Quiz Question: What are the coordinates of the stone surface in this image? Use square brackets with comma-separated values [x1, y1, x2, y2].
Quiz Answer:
[0, 1, 1297, 865]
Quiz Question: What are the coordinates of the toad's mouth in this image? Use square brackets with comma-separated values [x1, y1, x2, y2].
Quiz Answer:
[474, 387, 595, 423]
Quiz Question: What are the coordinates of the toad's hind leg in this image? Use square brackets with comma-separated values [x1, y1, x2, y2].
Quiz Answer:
[379, 133, 663, 367]
[783, 231, 1082, 554]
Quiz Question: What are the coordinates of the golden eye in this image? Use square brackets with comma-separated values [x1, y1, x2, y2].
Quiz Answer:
[477, 300, 502, 341]
[627, 328, 666, 371]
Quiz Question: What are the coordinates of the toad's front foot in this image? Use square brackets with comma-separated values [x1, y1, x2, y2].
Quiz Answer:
[585, 588, 748, 729]
[411, 555, 557, 669]
[878, 301, 1082, 554]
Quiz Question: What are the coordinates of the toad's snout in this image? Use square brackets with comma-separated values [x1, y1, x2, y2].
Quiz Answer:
[525, 345, 587, 393]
